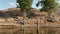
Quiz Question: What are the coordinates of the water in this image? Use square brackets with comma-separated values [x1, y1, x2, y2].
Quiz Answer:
[13, 27, 60, 34]
[0, 27, 60, 34]
[0, 26, 60, 34]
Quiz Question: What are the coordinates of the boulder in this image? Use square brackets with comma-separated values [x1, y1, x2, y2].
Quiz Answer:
[6, 18, 15, 22]
[0, 18, 5, 22]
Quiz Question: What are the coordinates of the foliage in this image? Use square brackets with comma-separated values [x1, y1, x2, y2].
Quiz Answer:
[36, 0, 58, 12]
[36, 0, 58, 22]
[17, 0, 33, 12]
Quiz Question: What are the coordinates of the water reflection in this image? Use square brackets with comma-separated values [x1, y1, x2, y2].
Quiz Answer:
[0, 27, 60, 34]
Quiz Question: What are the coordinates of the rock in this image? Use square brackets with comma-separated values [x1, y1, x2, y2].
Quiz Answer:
[0, 18, 5, 22]
[6, 18, 15, 22]
[51, 13, 60, 22]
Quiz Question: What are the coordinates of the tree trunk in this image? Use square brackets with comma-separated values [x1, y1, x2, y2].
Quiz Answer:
[23, 10, 27, 17]
[22, 10, 27, 34]
[47, 10, 52, 22]
[48, 10, 51, 20]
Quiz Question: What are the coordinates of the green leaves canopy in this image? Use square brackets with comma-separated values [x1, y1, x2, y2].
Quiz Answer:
[17, 0, 33, 11]
[37, 0, 58, 12]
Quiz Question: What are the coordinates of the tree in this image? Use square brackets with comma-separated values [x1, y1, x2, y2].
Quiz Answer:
[16, 0, 33, 17]
[36, 0, 58, 22]
[16, 0, 33, 33]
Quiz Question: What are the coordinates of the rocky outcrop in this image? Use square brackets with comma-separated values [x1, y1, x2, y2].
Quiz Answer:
[0, 8, 60, 23]
[51, 14, 60, 22]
